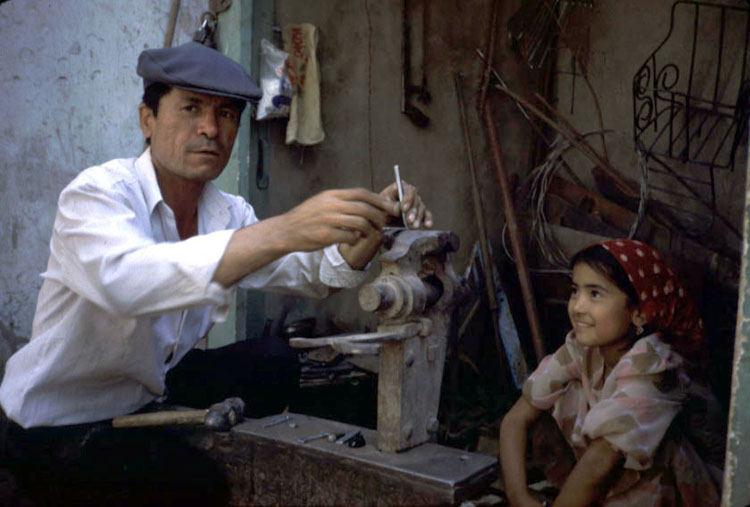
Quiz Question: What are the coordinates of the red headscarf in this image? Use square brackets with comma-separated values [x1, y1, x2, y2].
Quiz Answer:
[595, 239, 705, 359]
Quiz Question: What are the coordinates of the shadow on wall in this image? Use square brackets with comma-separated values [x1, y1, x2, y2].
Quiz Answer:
[0, 322, 28, 380]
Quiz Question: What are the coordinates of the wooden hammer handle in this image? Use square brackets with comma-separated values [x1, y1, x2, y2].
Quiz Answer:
[112, 409, 208, 428]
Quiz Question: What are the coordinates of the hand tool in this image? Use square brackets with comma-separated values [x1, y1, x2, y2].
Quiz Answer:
[335, 430, 366, 448]
[393, 164, 409, 228]
[262, 414, 293, 428]
[335, 430, 361, 445]
[112, 397, 245, 431]
[296, 432, 333, 444]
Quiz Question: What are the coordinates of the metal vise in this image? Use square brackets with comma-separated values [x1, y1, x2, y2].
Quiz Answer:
[290, 228, 464, 452]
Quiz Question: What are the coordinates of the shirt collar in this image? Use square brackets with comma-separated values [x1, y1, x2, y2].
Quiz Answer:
[135, 148, 164, 215]
[135, 148, 232, 232]
[197, 179, 232, 232]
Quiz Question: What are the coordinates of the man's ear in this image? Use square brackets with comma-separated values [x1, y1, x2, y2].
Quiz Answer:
[138, 103, 154, 141]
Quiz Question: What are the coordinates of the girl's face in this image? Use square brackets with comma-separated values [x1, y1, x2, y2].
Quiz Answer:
[568, 262, 639, 351]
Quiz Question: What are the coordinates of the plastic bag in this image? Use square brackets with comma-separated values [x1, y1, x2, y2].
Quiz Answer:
[256, 38, 292, 120]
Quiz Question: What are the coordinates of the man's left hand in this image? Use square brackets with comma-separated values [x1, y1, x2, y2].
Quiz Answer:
[339, 181, 433, 269]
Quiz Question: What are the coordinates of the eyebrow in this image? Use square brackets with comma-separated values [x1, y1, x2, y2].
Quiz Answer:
[182, 94, 237, 108]
[570, 280, 609, 292]
[573, 282, 611, 293]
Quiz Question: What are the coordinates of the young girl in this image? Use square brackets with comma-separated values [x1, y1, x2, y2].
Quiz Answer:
[500, 239, 723, 507]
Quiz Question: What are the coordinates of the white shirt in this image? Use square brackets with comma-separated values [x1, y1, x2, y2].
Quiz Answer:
[0, 149, 367, 428]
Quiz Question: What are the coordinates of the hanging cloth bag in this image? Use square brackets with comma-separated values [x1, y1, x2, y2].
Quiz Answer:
[282, 23, 325, 145]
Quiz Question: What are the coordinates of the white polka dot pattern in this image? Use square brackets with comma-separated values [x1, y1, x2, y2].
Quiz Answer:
[591, 239, 705, 358]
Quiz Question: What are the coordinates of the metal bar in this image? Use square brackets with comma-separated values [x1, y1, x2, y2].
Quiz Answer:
[680, 113, 720, 161]
[742, 6, 750, 90]
[163, 0, 181, 48]
[477, 0, 499, 112]
[454, 73, 510, 380]
[707, 119, 736, 169]
[647, 168, 712, 185]
[476, 49, 586, 187]
[714, 6, 726, 108]
[684, 3, 700, 167]
[496, 84, 637, 197]
[649, 155, 741, 237]
[483, 103, 546, 361]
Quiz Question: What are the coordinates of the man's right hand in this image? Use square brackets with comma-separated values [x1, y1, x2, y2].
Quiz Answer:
[275, 188, 399, 252]
[212, 188, 399, 287]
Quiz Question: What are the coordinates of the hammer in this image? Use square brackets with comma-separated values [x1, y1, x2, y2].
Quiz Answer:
[111, 397, 246, 431]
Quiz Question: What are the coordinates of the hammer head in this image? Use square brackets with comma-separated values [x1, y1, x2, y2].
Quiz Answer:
[204, 397, 246, 431]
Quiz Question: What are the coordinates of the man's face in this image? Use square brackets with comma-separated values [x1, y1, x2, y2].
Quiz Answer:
[139, 88, 241, 183]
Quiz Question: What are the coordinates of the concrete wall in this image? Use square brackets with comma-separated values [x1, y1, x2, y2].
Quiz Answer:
[0, 0, 208, 363]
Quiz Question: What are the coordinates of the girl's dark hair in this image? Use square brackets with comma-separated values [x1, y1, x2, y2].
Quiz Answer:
[569, 245, 639, 307]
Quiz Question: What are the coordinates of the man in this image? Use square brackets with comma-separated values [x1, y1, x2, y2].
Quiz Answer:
[0, 42, 432, 429]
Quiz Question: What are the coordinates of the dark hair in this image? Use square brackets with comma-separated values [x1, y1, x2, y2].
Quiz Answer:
[142, 82, 172, 117]
[569, 245, 639, 307]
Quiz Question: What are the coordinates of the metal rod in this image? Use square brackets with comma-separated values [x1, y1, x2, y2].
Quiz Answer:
[649, 155, 740, 238]
[495, 84, 636, 197]
[483, 102, 546, 362]
[476, 48, 586, 188]
[164, 0, 181, 48]
[454, 73, 511, 378]
[477, 0, 499, 113]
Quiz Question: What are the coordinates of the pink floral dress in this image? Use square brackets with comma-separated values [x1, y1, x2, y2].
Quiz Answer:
[523, 331, 722, 506]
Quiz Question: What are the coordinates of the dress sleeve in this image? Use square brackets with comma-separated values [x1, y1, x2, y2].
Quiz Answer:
[582, 337, 687, 471]
[522, 332, 584, 410]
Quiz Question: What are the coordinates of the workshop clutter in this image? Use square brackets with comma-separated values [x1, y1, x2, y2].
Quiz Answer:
[255, 24, 325, 146]
[256, 38, 292, 120]
[283, 23, 325, 145]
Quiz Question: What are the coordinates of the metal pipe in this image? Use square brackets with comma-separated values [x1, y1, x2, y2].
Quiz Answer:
[454, 73, 509, 377]
[483, 102, 546, 362]
[164, 0, 181, 48]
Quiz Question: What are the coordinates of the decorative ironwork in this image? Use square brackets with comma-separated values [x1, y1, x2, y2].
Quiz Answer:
[632, 1, 750, 238]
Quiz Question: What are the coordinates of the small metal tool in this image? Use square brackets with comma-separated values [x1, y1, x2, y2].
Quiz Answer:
[296, 432, 332, 444]
[335, 430, 362, 445]
[347, 433, 366, 448]
[262, 414, 293, 428]
[394, 165, 409, 228]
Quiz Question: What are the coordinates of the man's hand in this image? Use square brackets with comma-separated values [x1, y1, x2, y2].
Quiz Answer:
[213, 188, 398, 286]
[278, 188, 398, 251]
[339, 181, 433, 269]
[380, 180, 433, 229]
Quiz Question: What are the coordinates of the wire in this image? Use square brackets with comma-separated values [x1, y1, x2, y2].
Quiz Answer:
[501, 130, 650, 269]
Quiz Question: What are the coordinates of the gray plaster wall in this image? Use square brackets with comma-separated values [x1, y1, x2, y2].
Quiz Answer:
[0, 0, 208, 364]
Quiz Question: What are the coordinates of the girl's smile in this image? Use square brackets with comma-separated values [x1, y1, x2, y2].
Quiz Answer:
[568, 263, 642, 364]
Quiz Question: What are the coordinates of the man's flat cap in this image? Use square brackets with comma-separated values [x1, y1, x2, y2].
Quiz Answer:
[137, 42, 261, 102]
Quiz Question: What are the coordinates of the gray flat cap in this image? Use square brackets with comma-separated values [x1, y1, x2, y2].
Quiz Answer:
[137, 42, 261, 102]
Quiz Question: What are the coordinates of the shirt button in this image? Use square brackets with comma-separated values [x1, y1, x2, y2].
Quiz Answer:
[165, 351, 173, 364]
